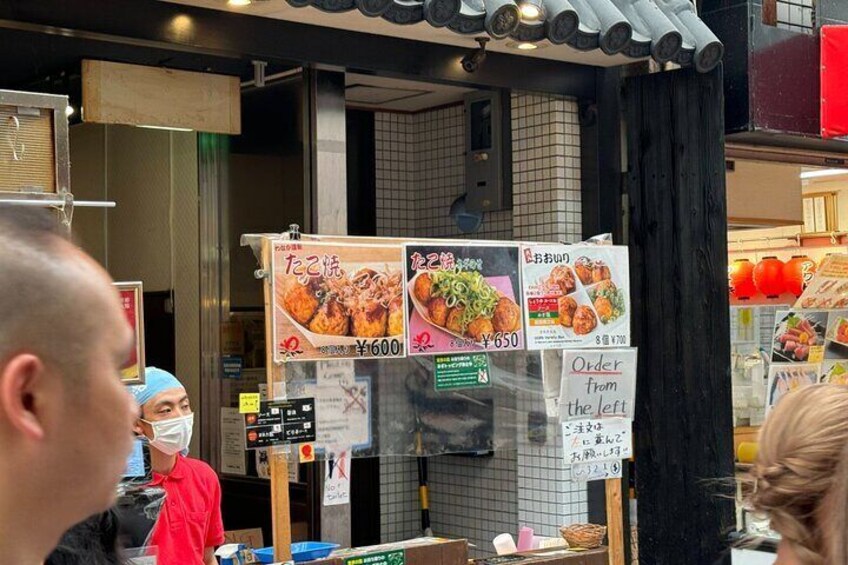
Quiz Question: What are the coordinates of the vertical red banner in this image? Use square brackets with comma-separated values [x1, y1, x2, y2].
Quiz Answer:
[821, 26, 848, 139]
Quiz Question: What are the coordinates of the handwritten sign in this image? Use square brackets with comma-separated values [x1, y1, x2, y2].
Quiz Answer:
[559, 349, 637, 420]
[562, 417, 632, 465]
[323, 451, 351, 507]
[239, 393, 261, 414]
[567, 460, 623, 482]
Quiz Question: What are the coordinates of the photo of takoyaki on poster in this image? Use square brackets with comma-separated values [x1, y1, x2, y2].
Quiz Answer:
[521, 244, 630, 350]
[272, 240, 405, 362]
[404, 244, 524, 356]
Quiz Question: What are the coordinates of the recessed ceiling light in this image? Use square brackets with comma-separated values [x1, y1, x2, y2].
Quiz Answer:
[228, 0, 252, 6]
[516, 42, 538, 50]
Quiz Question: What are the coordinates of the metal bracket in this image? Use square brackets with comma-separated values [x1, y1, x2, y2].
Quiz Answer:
[0, 189, 115, 232]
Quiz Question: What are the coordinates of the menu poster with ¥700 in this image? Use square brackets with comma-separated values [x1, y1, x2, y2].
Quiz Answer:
[521, 244, 630, 350]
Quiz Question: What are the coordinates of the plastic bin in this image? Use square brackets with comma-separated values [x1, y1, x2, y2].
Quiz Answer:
[254, 542, 339, 564]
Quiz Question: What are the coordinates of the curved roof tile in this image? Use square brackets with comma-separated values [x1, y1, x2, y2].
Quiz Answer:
[286, 0, 722, 72]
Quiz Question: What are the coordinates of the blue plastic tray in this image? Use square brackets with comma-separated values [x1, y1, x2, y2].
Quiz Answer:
[254, 542, 340, 563]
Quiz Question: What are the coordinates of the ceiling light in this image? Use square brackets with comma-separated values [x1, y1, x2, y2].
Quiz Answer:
[799, 168, 848, 179]
[227, 0, 252, 6]
[516, 42, 538, 50]
[519, 0, 544, 20]
[139, 125, 194, 132]
[65, 105, 75, 117]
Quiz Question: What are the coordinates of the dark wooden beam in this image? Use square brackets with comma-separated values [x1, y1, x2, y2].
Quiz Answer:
[580, 66, 623, 240]
[626, 67, 734, 563]
[0, 0, 596, 98]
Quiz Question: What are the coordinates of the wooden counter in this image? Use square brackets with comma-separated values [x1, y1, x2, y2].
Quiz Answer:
[473, 547, 609, 565]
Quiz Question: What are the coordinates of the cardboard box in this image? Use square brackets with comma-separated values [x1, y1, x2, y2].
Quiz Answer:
[473, 547, 608, 565]
[306, 537, 467, 565]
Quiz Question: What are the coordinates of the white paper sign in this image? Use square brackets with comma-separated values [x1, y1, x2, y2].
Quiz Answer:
[562, 417, 632, 465]
[288, 360, 372, 451]
[568, 460, 623, 482]
[323, 451, 351, 507]
[559, 349, 637, 421]
[220, 408, 247, 476]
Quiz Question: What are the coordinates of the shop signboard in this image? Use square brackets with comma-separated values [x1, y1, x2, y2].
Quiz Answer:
[114, 282, 145, 385]
[561, 417, 632, 465]
[404, 243, 524, 356]
[433, 353, 491, 391]
[521, 244, 630, 350]
[272, 240, 405, 362]
[243, 398, 316, 450]
[559, 349, 637, 421]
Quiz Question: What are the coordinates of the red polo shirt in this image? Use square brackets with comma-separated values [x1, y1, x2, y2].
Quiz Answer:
[148, 456, 225, 565]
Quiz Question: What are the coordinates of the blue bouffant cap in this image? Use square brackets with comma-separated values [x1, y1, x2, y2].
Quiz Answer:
[128, 367, 185, 408]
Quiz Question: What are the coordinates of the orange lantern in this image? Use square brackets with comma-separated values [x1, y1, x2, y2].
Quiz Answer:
[783, 255, 817, 297]
[753, 257, 785, 298]
[728, 259, 757, 300]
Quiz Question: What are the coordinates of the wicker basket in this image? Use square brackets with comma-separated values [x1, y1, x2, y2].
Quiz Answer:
[559, 524, 607, 549]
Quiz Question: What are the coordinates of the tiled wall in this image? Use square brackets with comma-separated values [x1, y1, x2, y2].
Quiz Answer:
[375, 105, 512, 240]
[375, 91, 585, 553]
[511, 93, 582, 243]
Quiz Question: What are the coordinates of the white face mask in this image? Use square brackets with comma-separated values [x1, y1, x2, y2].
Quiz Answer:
[143, 413, 194, 456]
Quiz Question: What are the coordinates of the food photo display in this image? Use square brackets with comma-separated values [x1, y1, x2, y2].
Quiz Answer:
[521, 244, 630, 350]
[404, 243, 524, 356]
[272, 240, 405, 362]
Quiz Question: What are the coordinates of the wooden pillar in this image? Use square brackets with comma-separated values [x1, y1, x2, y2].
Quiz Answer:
[626, 67, 734, 564]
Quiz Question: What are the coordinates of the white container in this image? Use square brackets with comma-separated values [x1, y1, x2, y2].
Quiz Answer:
[493, 533, 518, 555]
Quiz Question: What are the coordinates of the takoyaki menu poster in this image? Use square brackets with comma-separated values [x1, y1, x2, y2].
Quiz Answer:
[404, 244, 524, 356]
[521, 244, 630, 350]
[272, 240, 405, 362]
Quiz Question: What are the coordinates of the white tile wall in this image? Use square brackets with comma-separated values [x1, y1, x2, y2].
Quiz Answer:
[511, 93, 582, 244]
[375, 91, 586, 553]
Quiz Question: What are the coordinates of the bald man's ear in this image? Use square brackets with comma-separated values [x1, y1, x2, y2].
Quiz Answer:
[0, 354, 47, 441]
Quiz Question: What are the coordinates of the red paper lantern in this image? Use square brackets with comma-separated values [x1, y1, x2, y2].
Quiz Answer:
[728, 259, 757, 300]
[783, 255, 817, 297]
[753, 257, 786, 298]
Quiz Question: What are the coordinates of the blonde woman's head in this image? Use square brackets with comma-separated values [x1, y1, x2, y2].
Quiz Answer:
[750, 384, 848, 564]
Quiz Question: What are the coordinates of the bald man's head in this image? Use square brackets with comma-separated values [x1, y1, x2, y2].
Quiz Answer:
[0, 208, 126, 382]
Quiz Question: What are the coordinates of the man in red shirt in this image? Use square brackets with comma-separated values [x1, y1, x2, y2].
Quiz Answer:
[130, 368, 224, 565]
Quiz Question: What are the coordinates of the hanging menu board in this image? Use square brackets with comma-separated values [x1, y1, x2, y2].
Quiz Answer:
[272, 240, 405, 362]
[404, 243, 524, 356]
[521, 244, 630, 350]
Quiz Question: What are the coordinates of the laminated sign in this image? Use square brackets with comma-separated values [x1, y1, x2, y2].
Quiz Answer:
[404, 243, 524, 356]
[521, 244, 630, 350]
[244, 398, 316, 450]
[272, 240, 405, 362]
[344, 551, 405, 565]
